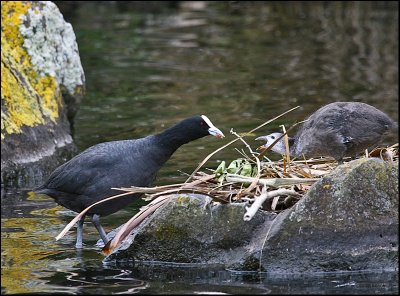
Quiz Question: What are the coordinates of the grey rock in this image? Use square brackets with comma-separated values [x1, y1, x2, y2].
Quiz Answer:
[104, 158, 398, 273]
[104, 194, 276, 268]
[260, 158, 398, 273]
[1, 1, 84, 189]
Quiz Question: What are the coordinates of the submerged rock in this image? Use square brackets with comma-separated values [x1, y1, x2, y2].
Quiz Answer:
[104, 158, 398, 273]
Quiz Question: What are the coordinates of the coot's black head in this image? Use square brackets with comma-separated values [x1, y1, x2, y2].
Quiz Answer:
[156, 115, 224, 150]
[179, 115, 225, 140]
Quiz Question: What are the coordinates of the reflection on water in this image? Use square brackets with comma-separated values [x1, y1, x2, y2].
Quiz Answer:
[2, 1, 398, 294]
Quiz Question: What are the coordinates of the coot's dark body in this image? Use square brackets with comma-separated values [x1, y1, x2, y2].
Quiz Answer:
[34, 115, 224, 247]
[256, 102, 397, 162]
[35, 138, 166, 216]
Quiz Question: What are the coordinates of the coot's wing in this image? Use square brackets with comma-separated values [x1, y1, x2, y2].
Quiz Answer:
[43, 139, 147, 195]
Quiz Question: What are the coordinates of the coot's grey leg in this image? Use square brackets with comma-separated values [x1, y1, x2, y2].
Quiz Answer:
[76, 215, 85, 249]
[92, 214, 109, 244]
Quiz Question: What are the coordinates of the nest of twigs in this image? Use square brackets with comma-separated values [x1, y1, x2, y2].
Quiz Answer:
[188, 141, 398, 211]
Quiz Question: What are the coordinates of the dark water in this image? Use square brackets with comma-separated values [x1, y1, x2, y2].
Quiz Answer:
[2, 2, 398, 294]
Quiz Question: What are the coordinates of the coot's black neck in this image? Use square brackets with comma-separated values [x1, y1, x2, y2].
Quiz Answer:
[153, 122, 207, 155]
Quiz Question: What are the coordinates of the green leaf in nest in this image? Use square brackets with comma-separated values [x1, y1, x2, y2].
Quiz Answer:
[214, 158, 256, 185]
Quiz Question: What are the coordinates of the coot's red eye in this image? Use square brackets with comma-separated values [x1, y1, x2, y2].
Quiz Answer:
[200, 121, 204, 126]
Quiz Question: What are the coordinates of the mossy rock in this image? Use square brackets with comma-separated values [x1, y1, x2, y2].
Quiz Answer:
[104, 194, 276, 267]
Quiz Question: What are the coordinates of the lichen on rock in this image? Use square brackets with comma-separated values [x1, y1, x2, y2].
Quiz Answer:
[1, 1, 84, 188]
[19, 1, 85, 96]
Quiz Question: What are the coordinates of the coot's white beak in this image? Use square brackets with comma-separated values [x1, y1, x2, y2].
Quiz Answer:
[201, 115, 225, 138]
[208, 126, 225, 138]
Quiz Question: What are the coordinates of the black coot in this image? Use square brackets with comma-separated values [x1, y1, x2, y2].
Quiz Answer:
[256, 102, 398, 162]
[34, 115, 224, 248]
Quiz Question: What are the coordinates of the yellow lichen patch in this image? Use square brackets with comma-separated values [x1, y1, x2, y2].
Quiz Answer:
[1, 56, 44, 139]
[74, 84, 85, 96]
[1, 1, 34, 73]
[34, 75, 61, 120]
[1, 1, 30, 50]
[1, 1, 62, 139]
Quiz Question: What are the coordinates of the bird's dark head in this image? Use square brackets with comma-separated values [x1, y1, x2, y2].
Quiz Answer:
[179, 115, 225, 140]
[157, 115, 224, 150]
[200, 115, 225, 138]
